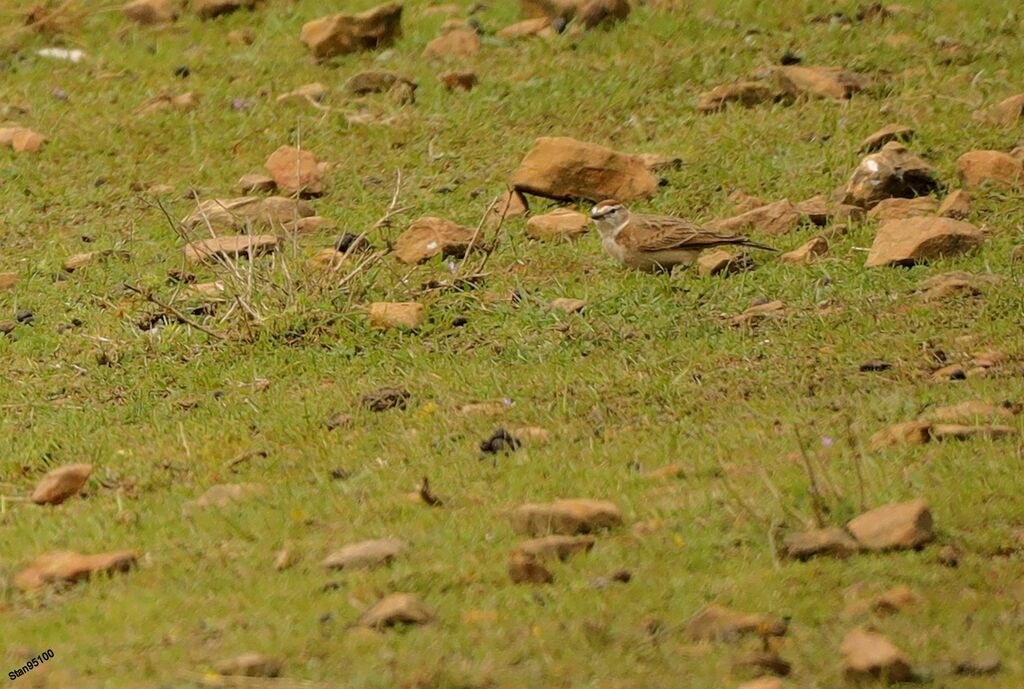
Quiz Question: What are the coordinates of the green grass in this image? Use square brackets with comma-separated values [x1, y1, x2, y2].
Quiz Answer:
[2, 0, 1024, 686]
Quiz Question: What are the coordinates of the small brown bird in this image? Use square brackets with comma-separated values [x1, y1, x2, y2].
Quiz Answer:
[590, 199, 775, 272]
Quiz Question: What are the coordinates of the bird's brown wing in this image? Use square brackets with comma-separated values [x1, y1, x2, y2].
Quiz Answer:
[618, 214, 755, 252]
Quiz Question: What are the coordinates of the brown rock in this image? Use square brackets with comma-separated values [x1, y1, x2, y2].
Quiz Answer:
[369, 302, 426, 330]
[513, 426, 551, 446]
[215, 653, 282, 678]
[549, 297, 586, 314]
[15, 550, 138, 591]
[526, 208, 589, 240]
[869, 421, 932, 449]
[644, 464, 686, 479]
[136, 92, 200, 115]
[846, 498, 934, 551]
[439, 70, 478, 91]
[842, 142, 938, 209]
[307, 248, 347, 271]
[273, 548, 296, 571]
[184, 235, 279, 264]
[285, 216, 335, 234]
[182, 196, 313, 230]
[300, 3, 403, 59]
[872, 586, 919, 614]
[709, 200, 802, 236]
[864, 217, 983, 268]
[508, 552, 554, 584]
[733, 651, 791, 678]
[832, 204, 866, 224]
[237, 173, 276, 194]
[0, 272, 16, 290]
[511, 136, 658, 202]
[31, 464, 92, 505]
[361, 387, 410, 411]
[423, 3, 459, 16]
[357, 593, 433, 628]
[937, 544, 960, 567]
[509, 498, 623, 535]
[323, 539, 405, 570]
[937, 189, 970, 219]
[732, 299, 786, 326]
[955, 652, 1001, 676]
[931, 423, 1015, 441]
[423, 27, 480, 59]
[122, 0, 177, 24]
[497, 17, 554, 39]
[926, 400, 1018, 423]
[1013, 244, 1024, 262]
[780, 236, 828, 264]
[63, 252, 98, 272]
[264, 145, 323, 197]
[276, 82, 328, 104]
[513, 535, 595, 560]
[783, 527, 860, 560]
[738, 679, 784, 689]
[187, 483, 266, 511]
[932, 364, 967, 381]
[492, 189, 529, 219]
[793, 195, 830, 225]
[841, 627, 914, 683]
[774, 65, 871, 99]
[194, 0, 257, 20]
[917, 271, 998, 302]
[956, 150, 1023, 188]
[867, 197, 937, 221]
[696, 81, 777, 113]
[729, 191, 767, 212]
[685, 604, 787, 642]
[972, 94, 1024, 126]
[697, 249, 750, 276]
[186, 281, 225, 298]
[972, 350, 1009, 368]
[577, 0, 629, 29]
[345, 70, 416, 96]
[458, 401, 507, 416]
[5, 128, 46, 153]
[859, 123, 914, 153]
[393, 217, 476, 264]
[519, 0, 583, 19]
[227, 28, 255, 45]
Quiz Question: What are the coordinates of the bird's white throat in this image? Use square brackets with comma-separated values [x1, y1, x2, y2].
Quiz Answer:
[594, 213, 630, 239]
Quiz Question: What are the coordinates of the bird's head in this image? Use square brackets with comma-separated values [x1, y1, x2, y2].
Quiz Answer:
[590, 199, 628, 235]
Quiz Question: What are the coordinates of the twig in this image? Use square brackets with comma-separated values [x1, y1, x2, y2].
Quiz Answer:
[711, 452, 766, 527]
[843, 413, 868, 512]
[451, 195, 499, 283]
[123, 283, 228, 341]
[474, 188, 514, 275]
[793, 426, 826, 528]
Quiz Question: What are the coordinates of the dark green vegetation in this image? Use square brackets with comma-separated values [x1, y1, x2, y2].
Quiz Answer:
[1, 0, 1023, 687]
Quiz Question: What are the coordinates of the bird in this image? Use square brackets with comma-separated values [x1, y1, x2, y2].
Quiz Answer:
[590, 199, 776, 272]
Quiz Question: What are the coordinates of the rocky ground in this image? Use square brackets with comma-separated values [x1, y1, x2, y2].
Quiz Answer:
[1, 0, 1024, 687]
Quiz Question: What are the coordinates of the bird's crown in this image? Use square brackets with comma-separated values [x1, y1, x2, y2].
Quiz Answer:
[591, 199, 625, 219]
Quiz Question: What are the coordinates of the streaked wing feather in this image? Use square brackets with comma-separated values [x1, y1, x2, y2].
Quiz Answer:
[620, 214, 751, 252]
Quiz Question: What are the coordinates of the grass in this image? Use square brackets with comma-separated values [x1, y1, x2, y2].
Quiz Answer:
[2, 0, 1024, 686]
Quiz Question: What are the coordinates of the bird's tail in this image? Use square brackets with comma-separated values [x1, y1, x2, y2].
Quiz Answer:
[738, 238, 777, 252]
